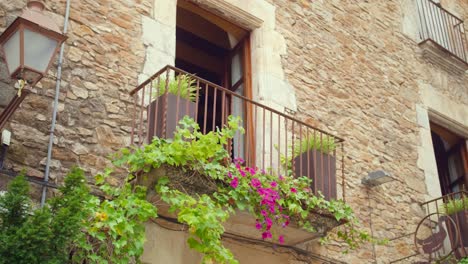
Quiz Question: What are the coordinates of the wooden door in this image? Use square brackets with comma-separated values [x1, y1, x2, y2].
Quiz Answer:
[227, 36, 255, 165]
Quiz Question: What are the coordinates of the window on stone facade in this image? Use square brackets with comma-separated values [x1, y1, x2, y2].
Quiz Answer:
[174, 0, 253, 160]
[415, 0, 468, 65]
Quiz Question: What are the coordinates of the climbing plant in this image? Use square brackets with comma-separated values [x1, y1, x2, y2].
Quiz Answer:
[70, 168, 157, 264]
[115, 116, 376, 263]
[1, 116, 377, 264]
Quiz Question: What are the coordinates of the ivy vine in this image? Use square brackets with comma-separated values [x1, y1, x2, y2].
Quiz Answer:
[115, 116, 377, 263]
[0, 115, 379, 263]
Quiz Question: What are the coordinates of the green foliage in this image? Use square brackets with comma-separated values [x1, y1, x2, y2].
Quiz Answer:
[153, 74, 198, 101]
[115, 116, 374, 262]
[459, 257, 468, 264]
[1, 116, 374, 264]
[291, 133, 337, 158]
[440, 196, 468, 215]
[0, 173, 30, 229]
[157, 182, 236, 264]
[0, 168, 92, 264]
[278, 134, 337, 176]
[71, 169, 157, 264]
[0, 168, 157, 264]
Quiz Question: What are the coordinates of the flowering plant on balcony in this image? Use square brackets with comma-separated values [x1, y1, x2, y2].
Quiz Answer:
[116, 116, 376, 263]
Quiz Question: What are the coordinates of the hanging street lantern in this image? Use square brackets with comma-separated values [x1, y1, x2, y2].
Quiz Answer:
[0, 0, 67, 87]
[0, 0, 67, 131]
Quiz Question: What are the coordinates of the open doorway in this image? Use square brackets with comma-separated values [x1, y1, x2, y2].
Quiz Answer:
[174, 0, 252, 159]
[430, 121, 468, 257]
[430, 122, 468, 195]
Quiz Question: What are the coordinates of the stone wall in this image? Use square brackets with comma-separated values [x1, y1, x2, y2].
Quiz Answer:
[0, 0, 152, 182]
[1, 0, 467, 263]
[270, 0, 468, 263]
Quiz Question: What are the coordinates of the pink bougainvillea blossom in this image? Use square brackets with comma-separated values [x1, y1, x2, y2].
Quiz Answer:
[240, 170, 246, 177]
[251, 178, 261, 189]
[278, 235, 285, 244]
[262, 231, 272, 240]
[230, 177, 239, 189]
[265, 217, 273, 230]
[234, 157, 244, 164]
[246, 167, 256, 175]
[255, 220, 262, 230]
[230, 158, 312, 244]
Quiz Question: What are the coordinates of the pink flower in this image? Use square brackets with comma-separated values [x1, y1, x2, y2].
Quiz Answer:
[240, 170, 246, 177]
[268, 204, 275, 214]
[227, 172, 233, 178]
[251, 178, 261, 189]
[265, 217, 272, 230]
[278, 235, 284, 244]
[255, 220, 262, 230]
[270, 181, 277, 188]
[230, 177, 239, 188]
[261, 210, 268, 217]
[262, 231, 272, 240]
[246, 167, 256, 175]
[234, 157, 244, 164]
[290, 187, 297, 193]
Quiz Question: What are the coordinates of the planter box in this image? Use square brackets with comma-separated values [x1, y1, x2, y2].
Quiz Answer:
[294, 150, 336, 200]
[147, 93, 196, 141]
[137, 165, 346, 246]
[448, 211, 468, 259]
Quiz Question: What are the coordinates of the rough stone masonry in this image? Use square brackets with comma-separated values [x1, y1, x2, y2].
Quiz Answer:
[0, 0, 467, 263]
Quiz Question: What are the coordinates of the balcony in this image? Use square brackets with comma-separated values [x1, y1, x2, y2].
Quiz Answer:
[416, 0, 468, 72]
[417, 191, 467, 261]
[129, 65, 346, 244]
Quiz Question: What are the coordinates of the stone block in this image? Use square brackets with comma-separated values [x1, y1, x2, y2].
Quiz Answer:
[141, 16, 175, 55]
[153, 0, 177, 27]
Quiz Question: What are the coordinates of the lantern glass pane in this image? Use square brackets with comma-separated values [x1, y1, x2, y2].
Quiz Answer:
[23, 29, 58, 73]
[3, 30, 20, 75]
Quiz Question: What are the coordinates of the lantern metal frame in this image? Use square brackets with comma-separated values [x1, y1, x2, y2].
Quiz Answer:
[0, 1, 67, 86]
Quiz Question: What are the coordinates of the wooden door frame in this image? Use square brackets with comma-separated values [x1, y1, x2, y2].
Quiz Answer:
[225, 35, 255, 166]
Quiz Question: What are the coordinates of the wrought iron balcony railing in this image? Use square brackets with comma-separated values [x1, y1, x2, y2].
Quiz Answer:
[416, 0, 468, 64]
[419, 191, 467, 260]
[129, 65, 345, 201]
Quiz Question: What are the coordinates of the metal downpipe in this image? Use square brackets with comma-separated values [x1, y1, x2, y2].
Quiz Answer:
[40, 0, 72, 207]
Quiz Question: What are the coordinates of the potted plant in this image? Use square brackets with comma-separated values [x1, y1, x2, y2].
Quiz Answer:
[147, 74, 198, 140]
[440, 196, 468, 216]
[440, 195, 468, 256]
[285, 134, 337, 200]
